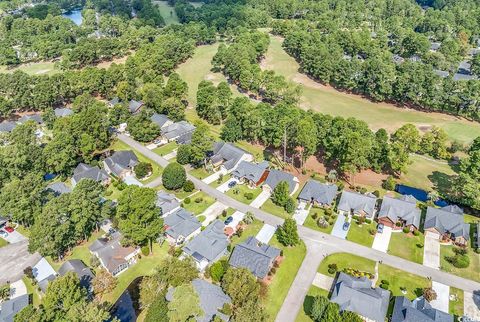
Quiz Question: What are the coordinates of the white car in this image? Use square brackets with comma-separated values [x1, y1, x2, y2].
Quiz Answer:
[0, 230, 8, 238]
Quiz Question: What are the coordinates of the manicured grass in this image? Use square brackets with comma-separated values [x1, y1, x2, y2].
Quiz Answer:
[181, 191, 215, 215]
[440, 244, 480, 282]
[225, 184, 262, 205]
[295, 286, 330, 322]
[110, 140, 163, 184]
[189, 166, 212, 180]
[388, 232, 424, 264]
[23, 276, 41, 307]
[209, 174, 231, 188]
[303, 207, 334, 234]
[318, 253, 376, 277]
[196, 215, 206, 223]
[0, 62, 59, 76]
[346, 221, 375, 247]
[105, 184, 123, 201]
[185, 108, 222, 139]
[449, 287, 464, 318]
[264, 238, 307, 320]
[263, 34, 480, 144]
[0, 238, 7, 248]
[103, 243, 170, 303]
[230, 219, 264, 247]
[261, 198, 292, 220]
[152, 141, 178, 156]
[376, 264, 430, 300]
[15, 225, 30, 238]
[156, 184, 197, 200]
[153, 1, 179, 25]
[400, 154, 457, 191]
[235, 140, 269, 161]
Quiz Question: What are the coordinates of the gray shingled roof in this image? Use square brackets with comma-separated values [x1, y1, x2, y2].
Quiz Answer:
[166, 279, 231, 322]
[108, 97, 120, 106]
[89, 232, 137, 274]
[150, 113, 171, 129]
[0, 121, 17, 133]
[424, 206, 470, 241]
[378, 195, 421, 228]
[229, 236, 280, 278]
[264, 169, 297, 194]
[338, 191, 377, 217]
[162, 121, 196, 142]
[211, 142, 250, 170]
[17, 114, 43, 124]
[72, 163, 109, 186]
[430, 42, 441, 51]
[331, 272, 390, 322]
[58, 259, 94, 290]
[391, 296, 453, 322]
[104, 150, 139, 177]
[298, 180, 337, 205]
[434, 70, 449, 78]
[0, 294, 29, 322]
[46, 182, 72, 196]
[156, 191, 180, 216]
[128, 100, 143, 113]
[54, 108, 73, 117]
[231, 161, 269, 184]
[183, 220, 228, 262]
[164, 208, 201, 240]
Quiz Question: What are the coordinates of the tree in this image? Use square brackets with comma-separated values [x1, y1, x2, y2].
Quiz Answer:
[127, 111, 160, 142]
[92, 269, 117, 300]
[176, 144, 192, 164]
[310, 295, 329, 320]
[117, 186, 163, 253]
[189, 122, 213, 165]
[208, 260, 228, 282]
[322, 302, 342, 321]
[221, 268, 260, 308]
[162, 162, 187, 190]
[0, 283, 9, 301]
[391, 124, 420, 153]
[423, 287, 437, 302]
[154, 257, 198, 287]
[139, 276, 167, 310]
[183, 180, 194, 192]
[109, 104, 130, 126]
[135, 162, 153, 179]
[167, 284, 204, 322]
[145, 293, 169, 322]
[293, 116, 318, 168]
[271, 181, 290, 207]
[221, 116, 243, 142]
[342, 311, 363, 322]
[276, 218, 299, 246]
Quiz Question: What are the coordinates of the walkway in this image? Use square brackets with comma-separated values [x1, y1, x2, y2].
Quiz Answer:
[249, 189, 271, 208]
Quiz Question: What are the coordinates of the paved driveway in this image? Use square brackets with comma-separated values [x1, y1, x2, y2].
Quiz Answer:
[163, 150, 177, 160]
[1, 229, 27, 244]
[10, 279, 27, 299]
[217, 178, 238, 193]
[256, 224, 276, 244]
[464, 291, 480, 321]
[199, 201, 228, 226]
[226, 211, 245, 229]
[202, 169, 227, 184]
[372, 226, 393, 253]
[424, 232, 440, 269]
[293, 201, 309, 225]
[430, 281, 450, 313]
[249, 189, 271, 208]
[312, 273, 334, 290]
[0, 240, 41, 285]
[331, 214, 350, 239]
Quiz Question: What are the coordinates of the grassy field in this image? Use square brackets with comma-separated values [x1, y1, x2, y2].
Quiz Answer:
[23, 276, 41, 307]
[449, 287, 464, 318]
[295, 286, 330, 322]
[346, 222, 375, 247]
[318, 253, 376, 277]
[303, 207, 334, 234]
[263, 35, 480, 144]
[230, 219, 264, 247]
[209, 173, 231, 188]
[388, 232, 424, 264]
[0, 62, 59, 76]
[400, 154, 457, 191]
[226, 184, 263, 205]
[376, 264, 430, 300]
[0, 238, 7, 248]
[153, 1, 179, 25]
[189, 166, 212, 180]
[152, 141, 177, 156]
[440, 244, 480, 282]
[182, 191, 215, 215]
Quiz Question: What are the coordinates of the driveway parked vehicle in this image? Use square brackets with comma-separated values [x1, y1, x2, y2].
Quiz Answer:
[4, 226, 14, 233]
[377, 223, 384, 234]
[224, 216, 233, 225]
[228, 181, 237, 188]
[342, 222, 350, 231]
[0, 230, 8, 238]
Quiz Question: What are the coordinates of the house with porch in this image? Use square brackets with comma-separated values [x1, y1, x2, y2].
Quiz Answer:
[103, 150, 139, 179]
[209, 142, 253, 173]
[337, 191, 377, 219]
[377, 195, 421, 231]
[71, 163, 110, 187]
[391, 296, 453, 322]
[164, 208, 201, 246]
[263, 169, 299, 195]
[424, 205, 470, 246]
[297, 180, 338, 207]
[231, 161, 269, 188]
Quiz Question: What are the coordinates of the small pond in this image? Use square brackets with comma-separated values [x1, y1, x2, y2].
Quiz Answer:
[395, 184, 449, 207]
[62, 9, 83, 26]
[110, 277, 143, 322]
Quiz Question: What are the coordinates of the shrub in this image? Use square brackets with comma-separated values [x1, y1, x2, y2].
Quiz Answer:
[117, 182, 127, 190]
[312, 212, 318, 219]
[221, 210, 227, 218]
[395, 222, 402, 227]
[380, 280, 389, 285]
[383, 176, 396, 190]
[209, 260, 228, 282]
[325, 208, 333, 217]
[337, 181, 344, 190]
[90, 255, 100, 268]
[358, 216, 366, 224]
[452, 255, 470, 268]
[373, 190, 380, 197]
[413, 230, 420, 236]
[243, 212, 255, 224]
[217, 174, 224, 184]
[368, 228, 376, 235]
[317, 217, 329, 228]
[423, 287, 437, 302]
[141, 246, 150, 256]
[184, 197, 191, 204]
[416, 243, 424, 248]
[453, 247, 467, 256]
[365, 219, 372, 224]
[403, 227, 410, 233]
[195, 197, 203, 203]
[183, 180, 194, 192]
[380, 283, 389, 290]
[359, 187, 367, 194]
[244, 192, 254, 200]
[134, 162, 152, 179]
[104, 189, 113, 196]
[327, 263, 338, 274]
[285, 197, 296, 214]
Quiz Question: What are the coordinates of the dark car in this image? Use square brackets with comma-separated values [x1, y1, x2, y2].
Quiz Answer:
[377, 223, 384, 234]
[342, 222, 350, 231]
[228, 181, 237, 188]
[224, 216, 234, 225]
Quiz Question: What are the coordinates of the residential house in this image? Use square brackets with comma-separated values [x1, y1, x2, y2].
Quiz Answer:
[229, 236, 281, 279]
[391, 296, 453, 322]
[424, 205, 470, 246]
[71, 163, 110, 187]
[430, 42, 441, 52]
[164, 208, 201, 245]
[103, 150, 139, 179]
[434, 69, 449, 78]
[54, 107, 73, 117]
[330, 272, 390, 322]
[377, 195, 421, 231]
[0, 121, 16, 133]
[183, 220, 229, 271]
[17, 114, 43, 125]
[46, 182, 72, 196]
[150, 113, 173, 130]
[453, 60, 478, 81]
[107, 97, 120, 107]
[89, 232, 140, 276]
[338, 191, 377, 219]
[107, 97, 144, 114]
[33, 257, 57, 293]
[0, 294, 30, 322]
[0, 216, 7, 228]
[297, 180, 338, 207]
[209, 142, 253, 173]
[156, 191, 181, 217]
[263, 169, 299, 195]
[160, 121, 196, 144]
[231, 161, 269, 188]
[166, 279, 231, 322]
[58, 259, 94, 291]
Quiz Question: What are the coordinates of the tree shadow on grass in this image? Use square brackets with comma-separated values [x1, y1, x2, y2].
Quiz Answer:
[427, 171, 455, 196]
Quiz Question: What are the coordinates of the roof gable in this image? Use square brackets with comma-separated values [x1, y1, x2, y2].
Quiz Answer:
[298, 180, 338, 205]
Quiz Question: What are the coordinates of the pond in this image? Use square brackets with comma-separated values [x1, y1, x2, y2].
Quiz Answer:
[62, 10, 83, 26]
[110, 277, 142, 322]
[395, 184, 449, 207]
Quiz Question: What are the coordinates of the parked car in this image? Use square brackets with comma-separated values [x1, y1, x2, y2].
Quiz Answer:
[342, 222, 350, 231]
[4, 226, 14, 233]
[224, 216, 234, 225]
[108, 228, 116, 235]
[377, 223, 384, 234]
[0, 230, 8, 238]
[228, 181, 237, 188]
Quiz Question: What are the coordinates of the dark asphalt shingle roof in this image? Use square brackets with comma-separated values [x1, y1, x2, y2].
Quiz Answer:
[231, 161, 269, 183]
[264, 169, 297, 194]
[46, 182, 72, 196]
[338, 191, 377, 217]
[89, 232, 137, 274]
[378, 195, 421, 228]
[150, 113, 171, 129]
[330, 272, 390, 322]
[183, 220, 228, 262]
[128, 100, 143, 113]
[391, 296, 453, 322]
[211, 142, 250, 170]
[72, 163, 109, 186]
[58, 259, 94, 290]
[298, 180, 338, 205]
[229, 236, 280, 278]
[0, 121, 17, 133]
[104, 150, 139, 177]
[17, 114, 43, 124]
[54, 108, 73, 117]
[164, 208, 201, 240]
[156, 191, 180, 216]
[0, 294, 29, 322]
[161, 121, 196, 142]
[424, 206, 470, 241]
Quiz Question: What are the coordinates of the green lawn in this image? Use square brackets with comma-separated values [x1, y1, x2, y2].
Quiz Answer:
[303, 207, 334, 234]
[318, 253, 376, 277]
[263, 34, 480, 144]
[105, 184, 123, 201]
[0, 61, 59, 76]
[376, 264, 430, 300]
[181, 191, 216, 215]
[23, 276, 41, 307]
[440, 244, 480, 282]
[103, 243, 170, 303]
[0, 238, 7, 248]
[400, 154, 457, 191]
[189, 166, 212, 180]
[110, 140, 163, 184]
[210, 174, 231, 188]
[230, 219, 264, 247]
[295, 286, 330, 322]
[261, 199, 292, 220]
[346, 221, 375, 247]
[235, 140, 269, 161]
[264, 238, 307, 320]
[225, 184, 263, 205]
[152, 141, 178, 157]
[156, 184, 197, 200]
[15, 225, 30, 238]
[449, 287, 464, 318]
[153, 1, 179, 25]
[388, 232, 424, 264]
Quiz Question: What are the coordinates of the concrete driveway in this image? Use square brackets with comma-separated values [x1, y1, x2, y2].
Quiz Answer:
[372, 226, 393, 253]
[293, 201, 310, 225]
[217, 178, 238, 193]
[424, 232, 440, 269]
[430, 281, 450, 313]
[226, 211, 245, 229]
[464, 291, 480, 321]
[1, 229, 27, 244]
[331, 214, 350, 239]
[202, 169, 227, 184]
[312, 273, 334, 291]
[256, 224, 276, 244]
[10, 279, 27, 299]
[199, 201, 228, 226]
[0, 240, 41, 285]
[249, 189, 271, 208]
